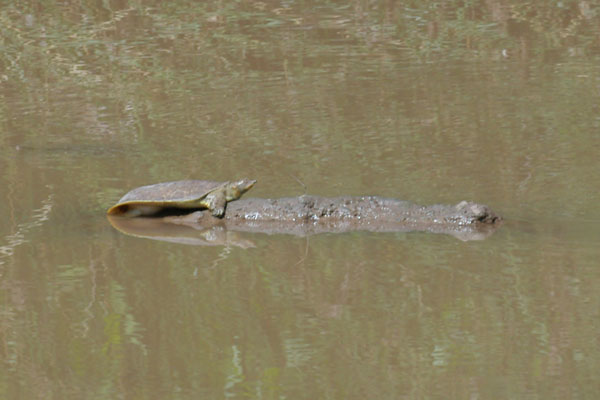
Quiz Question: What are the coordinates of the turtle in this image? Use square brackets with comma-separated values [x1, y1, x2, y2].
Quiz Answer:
[107, 179, 256, 218]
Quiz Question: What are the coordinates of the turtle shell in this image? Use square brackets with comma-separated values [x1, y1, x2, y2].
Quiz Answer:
[107, 180, 227, 216]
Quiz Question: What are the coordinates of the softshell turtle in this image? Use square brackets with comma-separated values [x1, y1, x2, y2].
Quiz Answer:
[107, 179, 256, 218]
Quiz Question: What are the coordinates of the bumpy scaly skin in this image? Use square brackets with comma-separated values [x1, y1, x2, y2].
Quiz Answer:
[167, 197, 502, 241]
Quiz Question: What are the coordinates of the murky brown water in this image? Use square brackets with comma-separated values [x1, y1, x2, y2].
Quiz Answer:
[2, 2, 600, 399]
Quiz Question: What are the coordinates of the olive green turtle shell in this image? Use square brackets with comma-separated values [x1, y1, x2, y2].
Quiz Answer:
[107, 180, 234, 216]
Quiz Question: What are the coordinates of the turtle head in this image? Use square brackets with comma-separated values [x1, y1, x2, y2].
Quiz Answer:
[226, 178, 256, 200]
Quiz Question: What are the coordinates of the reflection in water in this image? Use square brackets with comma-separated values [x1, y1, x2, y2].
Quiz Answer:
[107, 215, 255, 248]
[1, 1, 600, 399]
[0, 193, 53, 267]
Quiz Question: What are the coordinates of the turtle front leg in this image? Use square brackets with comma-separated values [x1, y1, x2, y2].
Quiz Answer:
[206, 194, 227, 218]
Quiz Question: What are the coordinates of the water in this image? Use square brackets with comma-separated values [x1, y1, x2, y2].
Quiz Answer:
[1, 2, 600, 399]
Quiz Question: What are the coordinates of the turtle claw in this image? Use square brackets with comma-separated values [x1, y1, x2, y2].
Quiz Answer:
[211, 207, 225, 218]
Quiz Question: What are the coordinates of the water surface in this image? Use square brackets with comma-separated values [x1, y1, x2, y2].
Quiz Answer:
[1, 2, 599, 399]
